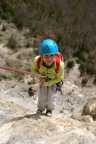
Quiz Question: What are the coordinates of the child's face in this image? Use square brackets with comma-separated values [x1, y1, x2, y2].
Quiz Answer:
[42, 55, 54, 65]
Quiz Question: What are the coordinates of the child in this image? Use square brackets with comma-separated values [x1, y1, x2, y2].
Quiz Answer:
[32, 38, 64, 116]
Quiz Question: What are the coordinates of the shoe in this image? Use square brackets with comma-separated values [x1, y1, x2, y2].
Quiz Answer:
[46, 110, 52, 117]
[36, 109, 43, 115]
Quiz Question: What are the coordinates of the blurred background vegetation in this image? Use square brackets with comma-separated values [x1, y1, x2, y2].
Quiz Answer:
[0, 0, 96, 76]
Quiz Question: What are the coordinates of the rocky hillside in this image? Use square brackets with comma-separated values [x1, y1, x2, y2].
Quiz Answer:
[0, 7, 96, 143]
[0, 71, 96, 144]
[0, 38, 96, 143]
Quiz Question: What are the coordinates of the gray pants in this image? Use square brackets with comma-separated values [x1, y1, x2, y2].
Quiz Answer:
[38, 86, 56, 111]
[38, 85, 63, 112]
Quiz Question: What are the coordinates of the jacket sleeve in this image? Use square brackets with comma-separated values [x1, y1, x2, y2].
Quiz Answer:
[44, 61, 64, 87]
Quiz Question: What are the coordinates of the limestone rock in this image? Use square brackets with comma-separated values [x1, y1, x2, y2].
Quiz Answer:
[82, 98, 96, 120]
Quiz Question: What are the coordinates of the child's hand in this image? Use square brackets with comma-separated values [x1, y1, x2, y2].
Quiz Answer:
[39, 76, 47, 86]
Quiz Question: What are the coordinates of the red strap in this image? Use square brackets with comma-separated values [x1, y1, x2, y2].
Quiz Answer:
[54, 53, 63, 73]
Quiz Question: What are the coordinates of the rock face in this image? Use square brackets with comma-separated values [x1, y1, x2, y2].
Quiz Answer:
[82, 98, 96, 120]
[0, 116, 96, 144]
[0, 77, 96, 144]
[0, 32, 96, 143]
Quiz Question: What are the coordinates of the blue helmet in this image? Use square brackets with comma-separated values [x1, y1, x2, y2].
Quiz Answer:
[39, 39, 59, 55]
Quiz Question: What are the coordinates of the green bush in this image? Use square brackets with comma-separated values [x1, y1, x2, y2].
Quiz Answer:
[66, 60, 75, 69]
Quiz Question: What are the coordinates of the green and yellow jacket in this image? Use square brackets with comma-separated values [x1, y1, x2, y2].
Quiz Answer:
[32, 56, 64, 87]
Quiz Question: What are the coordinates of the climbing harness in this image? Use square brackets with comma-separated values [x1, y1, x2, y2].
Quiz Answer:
[56, 80, 64, 95]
